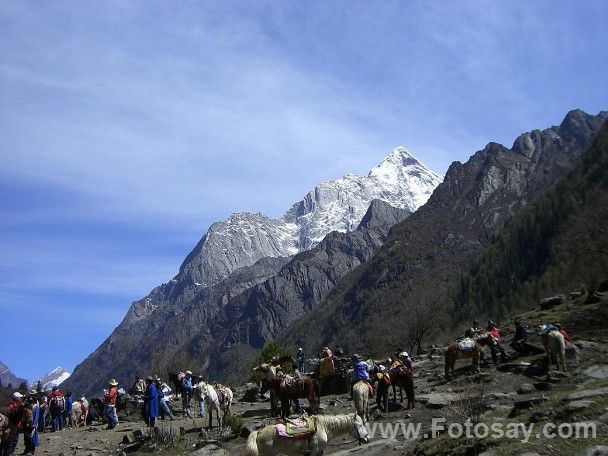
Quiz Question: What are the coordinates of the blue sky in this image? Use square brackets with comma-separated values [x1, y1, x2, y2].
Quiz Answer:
[1, 1, 607, 382]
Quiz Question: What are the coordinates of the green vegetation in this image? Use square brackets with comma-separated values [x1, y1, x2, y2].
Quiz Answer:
[454, 122, 608, 322]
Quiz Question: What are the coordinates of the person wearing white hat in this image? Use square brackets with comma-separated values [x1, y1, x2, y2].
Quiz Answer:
[3, 392, 25, 454]
[181, 371, 194, 418]
[104, 379, 119, 429]
[296, 348, 305, 373]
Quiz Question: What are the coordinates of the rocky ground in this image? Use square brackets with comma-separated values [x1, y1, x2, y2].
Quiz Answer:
[15, 292, 608, 456]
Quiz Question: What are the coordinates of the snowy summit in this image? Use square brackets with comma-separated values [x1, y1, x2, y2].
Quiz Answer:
[177, 146, 442, 289]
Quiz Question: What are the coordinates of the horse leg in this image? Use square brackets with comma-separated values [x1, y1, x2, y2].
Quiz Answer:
[392, 383, 397, 402]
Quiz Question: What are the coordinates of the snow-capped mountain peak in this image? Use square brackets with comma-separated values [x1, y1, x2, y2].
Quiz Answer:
[175, 146, 442, 290]
[34, 367, 71, 392]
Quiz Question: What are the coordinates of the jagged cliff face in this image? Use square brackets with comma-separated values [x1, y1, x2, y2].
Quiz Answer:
[0, 361, 26, 388]
[64, 147, 434, 395]
[280, 110, 608, 354]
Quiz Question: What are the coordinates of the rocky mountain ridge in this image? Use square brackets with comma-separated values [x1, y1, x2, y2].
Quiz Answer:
[0, 361, 27, 388]
[280, 109, 608, 355]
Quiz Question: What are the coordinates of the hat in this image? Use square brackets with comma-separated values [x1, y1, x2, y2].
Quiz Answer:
[108, 379, 118, 386]
[185, 370, 192, 375]
[146, 376, 154, 382]
[12, 392, 23, 399]
[379, 365, 386, 372]
[298, 348, 303, 351]
[399, 351, 409, 358]
[80, 397, 86, 402]
[352, 353, 360, 361]
[29, 389, 38, 396]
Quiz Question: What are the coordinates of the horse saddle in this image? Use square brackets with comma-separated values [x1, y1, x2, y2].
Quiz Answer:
[276, 415, 316, 439]
[280, 376, 299, 392]
[458, 338, 477, 351]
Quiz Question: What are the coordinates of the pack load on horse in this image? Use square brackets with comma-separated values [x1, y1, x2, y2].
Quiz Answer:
[245, 413, 369, 456]
[444, 332, 494, 379]
[257, 363, 319, 419]
[539, 324, 567, 371]
[388, 352, 415, 409]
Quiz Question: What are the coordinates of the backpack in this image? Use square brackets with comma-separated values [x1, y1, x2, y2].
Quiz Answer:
[50, 395, 65, 412]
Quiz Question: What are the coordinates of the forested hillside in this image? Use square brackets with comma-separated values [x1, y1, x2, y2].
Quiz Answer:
[454, 119, 608, 320]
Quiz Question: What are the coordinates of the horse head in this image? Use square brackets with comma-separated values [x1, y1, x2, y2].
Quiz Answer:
[352, 413, 369, 444]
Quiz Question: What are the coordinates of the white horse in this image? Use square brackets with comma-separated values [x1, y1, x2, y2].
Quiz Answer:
[245, 413, 369, 456]
[545, 330, 567, 371]
[201, 382, 233, 429]
[71, 401, 88, 427]
[353, 381, 371, 423]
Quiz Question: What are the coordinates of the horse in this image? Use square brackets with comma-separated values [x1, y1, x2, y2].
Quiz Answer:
[389, 365, 415, 409]
[200, 382, 233, 430]
[245, 413, 369, 456]
[544, 330, 567, 371]
[352, 381, 371, 423]
[444, 334, 492, 379]
[268, 373, 319, 419]
[71, 401, 88, 427]
[0, 407, 33, 454]
[168, 372, 183, 399]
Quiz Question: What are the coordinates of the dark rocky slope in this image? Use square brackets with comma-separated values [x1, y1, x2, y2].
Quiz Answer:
[280, 109, 607, 356]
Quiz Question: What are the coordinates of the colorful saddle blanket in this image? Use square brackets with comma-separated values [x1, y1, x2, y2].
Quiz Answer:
[276, 415, 316, 439]
[458, 338, 477, 351]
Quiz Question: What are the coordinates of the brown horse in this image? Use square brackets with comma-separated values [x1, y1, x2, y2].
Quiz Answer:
[389, 365, 415, 409]
[444, 335, 492, 379]
[268, 375, 319, 419]
[0, 407, 33, 454]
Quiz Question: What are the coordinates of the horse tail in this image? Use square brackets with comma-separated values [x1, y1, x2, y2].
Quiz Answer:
[245, 430, 259, 456]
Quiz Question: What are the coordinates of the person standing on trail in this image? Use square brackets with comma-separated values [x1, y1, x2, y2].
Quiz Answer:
[48, 386, 65, 432]
[23, 390, 40, 455]
[374, 365, 391, 412]
[63, 391, 73, 428]
[144, 377, 159, 427]
[156, 379, 175, 421]
[104, 379, 119, 429]
[2, 392, 25, 456]
[296, 348, 305, 373]
[194, 376, 206, 418]
[181, 371, 194, 418]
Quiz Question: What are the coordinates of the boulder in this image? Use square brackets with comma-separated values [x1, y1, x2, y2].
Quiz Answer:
[508, 396, 545, 417]
[566, 387, 608, 401]
[190, 444, 230, 456]
[418, 392, 458, 409]
[516, 383, 536, 394]
[574, 341, 599, 350]
[240, 383, 260, 402]
[565, 400, 597, 412]
[540, 295, 566, 310]
[583, 365, 608, 380]
[585, 446, 608, 456]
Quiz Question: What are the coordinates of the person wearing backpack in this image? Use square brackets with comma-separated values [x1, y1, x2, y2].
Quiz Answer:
[48, 386, 65, 432]
[374, 365, 391, 413]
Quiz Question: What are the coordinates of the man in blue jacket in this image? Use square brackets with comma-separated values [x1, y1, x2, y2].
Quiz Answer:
[144, 377, 159, 428]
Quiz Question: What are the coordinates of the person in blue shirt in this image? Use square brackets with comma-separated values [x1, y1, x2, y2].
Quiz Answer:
[349, 354, 373, 400]
[144, 376, 159, 427]
[181, 371, 194, 418]
[64, 391, 73, 428]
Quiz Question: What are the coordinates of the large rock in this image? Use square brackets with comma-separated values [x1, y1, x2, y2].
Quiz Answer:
[583, 365, 608, 380]
[540, 295, 566, 310]
[190, 444, 230, 456]
[566, 387, 608, 401]
[418, 392, 459, 409]
[565, 400, 597, 412]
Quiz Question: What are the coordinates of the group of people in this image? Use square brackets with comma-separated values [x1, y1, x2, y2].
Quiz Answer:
[0, 386, 89, 455]
[464, 318, 574, 363]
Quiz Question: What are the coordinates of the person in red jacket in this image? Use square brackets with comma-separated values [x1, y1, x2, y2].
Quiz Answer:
[487, 321, 510, 364]
[2, 392, 25, 455]
[104, 379, 119, 430]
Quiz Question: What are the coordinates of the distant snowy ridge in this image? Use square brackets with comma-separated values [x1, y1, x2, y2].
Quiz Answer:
[34, 367, 71, 391]
[177, 146, 442, 290]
